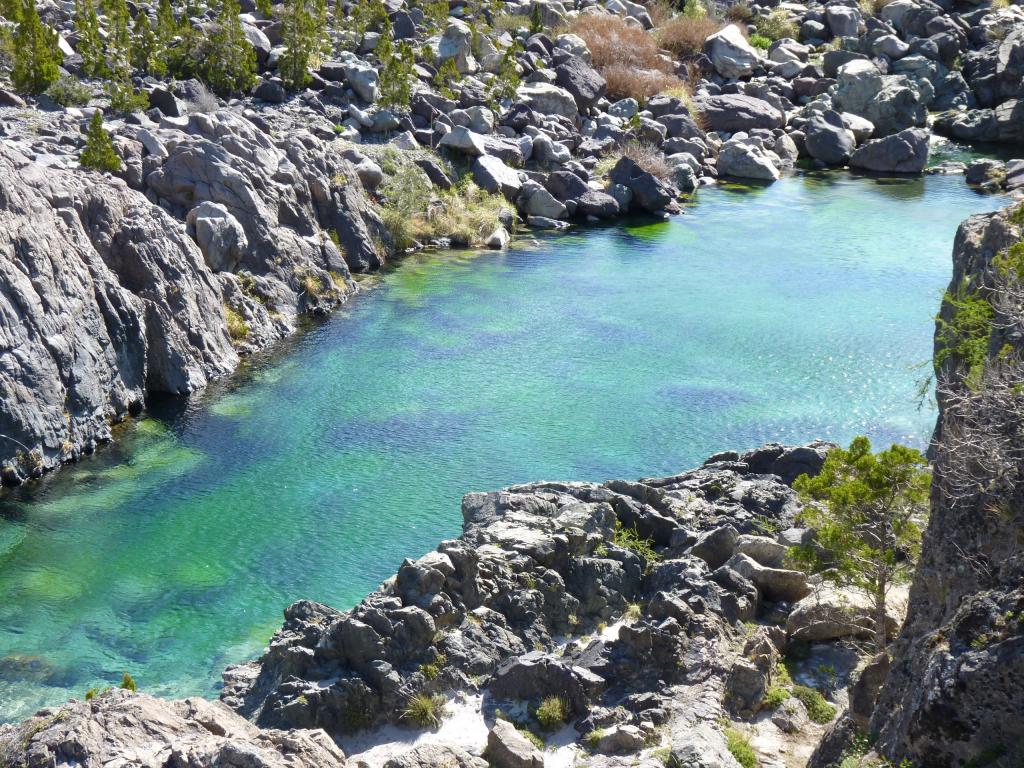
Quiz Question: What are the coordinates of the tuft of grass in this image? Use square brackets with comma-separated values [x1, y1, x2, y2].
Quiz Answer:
[380, 168, 508, 250]
[725, 1, 754, 23]
[602, 64, 683, 102]
[120, 672, 137, 692]
[622, 142, 674, 181]
[402, 692, 447, 728]
[624, 602, 643, 622]
[725, 727, 758, 768]
[585, 729, 605, 750]
[748, 33, 772, 49]
[613, 520, 662, 562]
[790, 685, 836, 724]
[224, 305, 250, 341]
[534, 695, 568, 731]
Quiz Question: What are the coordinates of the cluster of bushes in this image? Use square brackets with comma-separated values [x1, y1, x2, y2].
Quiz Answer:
[569, 13, 684, 103]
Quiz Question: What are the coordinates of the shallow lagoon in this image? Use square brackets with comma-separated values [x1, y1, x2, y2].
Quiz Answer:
[0, 172, 1004, 721]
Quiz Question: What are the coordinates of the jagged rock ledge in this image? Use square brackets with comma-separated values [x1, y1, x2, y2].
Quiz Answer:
[2, 440, 880, 768]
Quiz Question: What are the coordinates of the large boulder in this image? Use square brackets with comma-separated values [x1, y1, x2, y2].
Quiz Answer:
[849, 127, 930, 174]
[515, 83, 579, 118]
[699, 94, 785, 133]
[804, 109, 855, 165]
[486, 719, 544, 768]
[473, 155, 522, 198]
[726, 553, 810, 602]
[554, 56, 607, 112]
[439, 20, 478, 73]
[385, 744, 488, 768]
[833, 60, 926, 136]
[825, 5, 861, 37]
[608, 156, 675, 212]
[186, 201, 248, 272]
[716, 139, 781, 182]
[786, 585, 901, 642]
[704, 24, 761, 79]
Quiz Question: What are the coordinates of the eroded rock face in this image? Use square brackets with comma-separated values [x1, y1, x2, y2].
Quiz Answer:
[867, 204, 1024, 766]
[0, 109, 386, 484]
[0, 689, 346, 768]
[0, 143, 235, 484]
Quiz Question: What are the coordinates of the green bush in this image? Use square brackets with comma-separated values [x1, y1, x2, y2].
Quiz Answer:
[402, 692, 447, 728]
[725, 728, 758, 768]
[755, 9, 797, 41]
[120, 672, 137, 692]
[935, 285, 993, 388]
[762, 686, 790, 709]
[46, 75, 92, 106]
[534, 696, 568, 731]
[80, 111, 123, 173]
[613, 521, 661, 563]
[748, 33, 772, 49]
[790, 685, 836, 724]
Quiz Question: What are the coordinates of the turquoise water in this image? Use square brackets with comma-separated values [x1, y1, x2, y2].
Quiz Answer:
[0, 172, 1003, 722]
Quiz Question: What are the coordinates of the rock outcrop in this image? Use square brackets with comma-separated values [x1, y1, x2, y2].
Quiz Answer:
[862, 203, 1024, 765]
[0, 689, 345, 768]
[0, 109, 385, 484]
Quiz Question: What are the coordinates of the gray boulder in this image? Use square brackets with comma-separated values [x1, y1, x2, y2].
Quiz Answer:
[726, 553, 811, 603]
[699, 94, 785, 133]
[704, 24, 761, 79]
[554, 56, 607, 112]
[608, 156, 675, 212]
[516, 83, 578, 118]
[186, 201, 248, 272]
[825, 5, 861, 36]
[804, 110, 855, 165]
[849, 128, 930, 174]
[716, 139, 781, 182]
[834, 60, 927, 136]
[486, 719, 544, 768]
[473, 155, 522, 198]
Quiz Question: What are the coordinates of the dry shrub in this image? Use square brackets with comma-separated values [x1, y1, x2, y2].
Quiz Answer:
[603, 63, 682, 101]
[644, 0, 676, 27]
[571, 14, 682, 101]
[725, 0, 754, 23]
[622, 141, 673, 181]
[656, 14, 723, 56]
[570, 13, 668, 72]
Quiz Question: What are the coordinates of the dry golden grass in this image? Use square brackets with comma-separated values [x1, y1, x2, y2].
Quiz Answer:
[622, 141, 674, 181]
[570, 14, 683, 101]
[570, 13, 669, 72]
[655, 14, 724, 57]
[603, 64, 683, 101]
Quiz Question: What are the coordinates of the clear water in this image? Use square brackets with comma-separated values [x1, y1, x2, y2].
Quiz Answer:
[0, 172, 1004, 722]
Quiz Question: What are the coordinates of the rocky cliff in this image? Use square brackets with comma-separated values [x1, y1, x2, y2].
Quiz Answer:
[0, 109, 385, 484]
[866, 204, 1024, 766]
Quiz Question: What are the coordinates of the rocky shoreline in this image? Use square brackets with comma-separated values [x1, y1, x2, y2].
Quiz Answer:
[3, 0, 1024, 485]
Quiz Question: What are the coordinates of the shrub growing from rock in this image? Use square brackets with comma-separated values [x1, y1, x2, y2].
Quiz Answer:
[790, 685, 836, 724]
[402, 692, 447, 728]
[534, 696, 568, 731]
[724, 727, 757, 768]
[80, 112, 123, 172]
